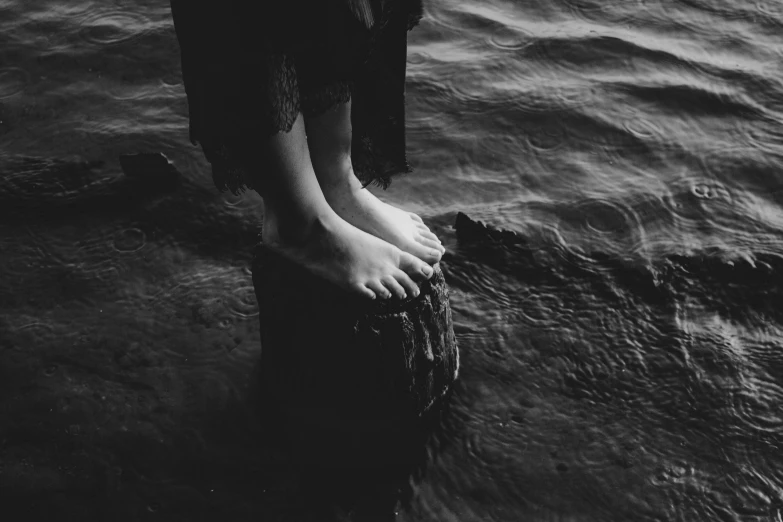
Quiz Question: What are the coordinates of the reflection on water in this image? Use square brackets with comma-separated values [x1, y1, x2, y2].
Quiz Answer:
[2, 0, 783, 520]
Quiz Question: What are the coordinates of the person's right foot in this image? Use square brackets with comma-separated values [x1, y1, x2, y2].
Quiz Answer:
[261, 205, 433, 301]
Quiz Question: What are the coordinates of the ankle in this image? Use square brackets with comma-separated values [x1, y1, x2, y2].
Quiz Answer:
[312, 154, 358, 193]
[322, 175, 364, 205]
[267, 200, 335, 246]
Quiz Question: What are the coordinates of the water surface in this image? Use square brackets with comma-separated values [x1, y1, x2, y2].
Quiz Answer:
[2, 0, 783, 520]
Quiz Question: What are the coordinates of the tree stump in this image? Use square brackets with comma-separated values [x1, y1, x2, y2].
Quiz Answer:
[250, 243, 459, 474]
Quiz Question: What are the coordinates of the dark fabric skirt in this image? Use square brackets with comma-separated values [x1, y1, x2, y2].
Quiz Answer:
[169, 0, 424, 194]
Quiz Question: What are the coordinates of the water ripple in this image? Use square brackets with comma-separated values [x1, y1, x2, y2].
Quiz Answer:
[0, 67, 30, 99]
[660, 173, 737, 235]
[406, 51, 428, 66]
[525, 110, 666, 178]
[8, 320, 59, 352]
[551, 195, 649, 268]
[105, 80, 164, 102]
[566, 431, 646, 518]
[756, 0, 783, 18]
[559, 0, 657, 24]
[523, 34, 647, 78]
[77, 10, 153, 47]
[525, 125, 568, 153]
[615, 82, 761, 120]
[732, 378, 783, 435]
[414, 38, 603, 115]
[515, 289, 566, 329]
[487, 30, 531, 52]
[559, 0, 620, 19]
[702, 145, 783, 196]
[144, 268, 256, 328]
[622, 114, 665, 141]
[112, 228, 147, 253]
[225, 285, 259, 319]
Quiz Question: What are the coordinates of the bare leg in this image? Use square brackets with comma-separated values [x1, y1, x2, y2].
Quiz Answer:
[304, 99, 446, 266]
[253, 112, 432, 301]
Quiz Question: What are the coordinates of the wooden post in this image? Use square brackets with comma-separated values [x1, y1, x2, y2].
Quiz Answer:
[250, 243, 459, 473]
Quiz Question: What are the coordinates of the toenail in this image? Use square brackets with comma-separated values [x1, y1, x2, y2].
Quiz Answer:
[422, 266, 432, 276]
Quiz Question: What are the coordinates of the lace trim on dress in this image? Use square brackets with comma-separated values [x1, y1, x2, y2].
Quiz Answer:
[194, 0, 422, 196]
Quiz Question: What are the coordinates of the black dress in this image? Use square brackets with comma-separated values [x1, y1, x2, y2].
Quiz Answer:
[169, 0, 425, 195]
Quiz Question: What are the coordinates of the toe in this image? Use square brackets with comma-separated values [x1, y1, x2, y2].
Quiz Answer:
[416, 222, 431, 234]
[399, 251, 434, 281]
[407, 240, 442, 265]
[419, 229, 441, 243]
[393, 269, 420, 298]
[416, 235, 445, 253]
[428, 248, 443, 263]
[381, 275, 407, 300]
[353, 283, 377, 301]
[409, 213, 424, 224]
[367, 280, 392, 300]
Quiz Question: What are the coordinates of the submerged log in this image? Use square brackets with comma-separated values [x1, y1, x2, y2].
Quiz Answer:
[250, 243, 459, 472]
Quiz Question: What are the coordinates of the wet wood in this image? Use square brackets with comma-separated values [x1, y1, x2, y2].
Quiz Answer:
[250, 243, 459, 471]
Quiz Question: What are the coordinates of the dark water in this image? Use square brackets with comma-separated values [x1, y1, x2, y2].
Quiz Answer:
[2, 0, 783, 520]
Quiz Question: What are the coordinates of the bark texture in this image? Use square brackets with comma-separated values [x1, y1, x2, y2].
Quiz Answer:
[250, 243, 459, 471]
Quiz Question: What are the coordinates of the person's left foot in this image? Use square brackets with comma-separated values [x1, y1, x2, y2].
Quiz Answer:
[318, 162, 446, 266]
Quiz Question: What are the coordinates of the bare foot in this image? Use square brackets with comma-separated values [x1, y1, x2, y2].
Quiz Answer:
[319, 167, 446, 267]
[262, 204, 433, 301]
